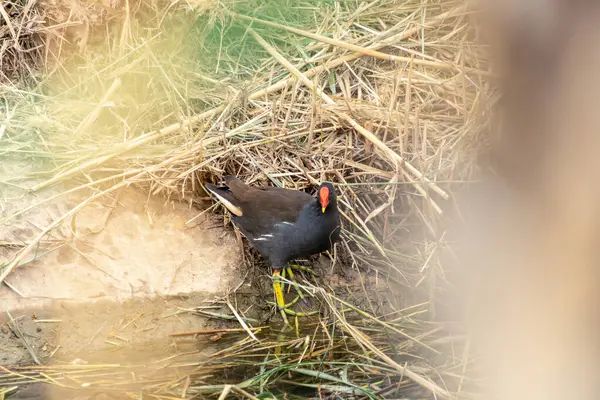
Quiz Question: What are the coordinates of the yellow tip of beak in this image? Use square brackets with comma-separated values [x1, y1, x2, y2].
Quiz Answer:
[321, 207, 326, 213]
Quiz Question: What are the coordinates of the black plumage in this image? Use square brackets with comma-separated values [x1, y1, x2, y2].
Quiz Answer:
[205, 176, 340, 271]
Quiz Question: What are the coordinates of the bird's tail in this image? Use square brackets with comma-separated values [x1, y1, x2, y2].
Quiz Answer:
[204, 183, 244, 217]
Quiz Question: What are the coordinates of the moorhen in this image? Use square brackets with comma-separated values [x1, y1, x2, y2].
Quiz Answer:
[205, 176, 340, 323]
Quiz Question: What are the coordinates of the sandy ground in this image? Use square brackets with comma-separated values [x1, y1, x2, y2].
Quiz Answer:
[0, 157, 244, 369]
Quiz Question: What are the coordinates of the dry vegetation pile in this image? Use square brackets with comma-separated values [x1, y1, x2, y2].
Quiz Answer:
[1, 0, 490, 398]
[0, 0, 44, 81]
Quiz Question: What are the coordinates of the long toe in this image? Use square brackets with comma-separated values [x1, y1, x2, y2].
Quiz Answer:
[289, 263, 316, 275]
[267, 295, 301, 309]
[284, 266, 306, 299]
[282, 308, 319, 317]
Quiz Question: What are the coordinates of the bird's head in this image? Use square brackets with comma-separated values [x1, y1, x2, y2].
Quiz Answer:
[318, 182, 336, 213]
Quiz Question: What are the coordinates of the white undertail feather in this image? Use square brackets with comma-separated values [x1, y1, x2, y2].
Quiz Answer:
[206, 187, 243, 217]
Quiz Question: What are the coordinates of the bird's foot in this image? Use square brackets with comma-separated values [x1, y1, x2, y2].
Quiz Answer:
[282, 266, 305, 299]
[272, 270, 317, 327]
[284, 264, 316, 301]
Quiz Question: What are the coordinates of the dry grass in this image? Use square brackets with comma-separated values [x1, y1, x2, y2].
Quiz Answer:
[0, 308, 463, 399]
[0, 0, 489, 398]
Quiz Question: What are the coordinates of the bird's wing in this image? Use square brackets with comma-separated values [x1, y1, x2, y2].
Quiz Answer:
[207, 177, 313, 234]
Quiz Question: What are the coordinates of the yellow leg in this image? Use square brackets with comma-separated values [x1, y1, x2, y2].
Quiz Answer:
[273, 270, 290, 326]
[273, 270, 285, 307]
